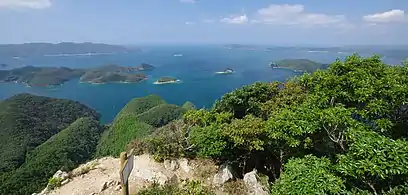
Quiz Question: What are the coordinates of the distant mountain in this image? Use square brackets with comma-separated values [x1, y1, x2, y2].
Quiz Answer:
[0, 42, 137, 57]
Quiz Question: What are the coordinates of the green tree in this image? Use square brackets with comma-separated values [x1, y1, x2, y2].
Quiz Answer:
[271, 155, 345, 195]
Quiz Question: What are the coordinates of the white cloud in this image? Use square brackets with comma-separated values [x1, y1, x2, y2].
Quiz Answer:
[180, 0, 197, 3]
[185, 21, 196, 25]
[0, 0, 51, 9]
[255, 4, 347, 26]
[220, 14, 248, 24]
[363, 9, 405, 23]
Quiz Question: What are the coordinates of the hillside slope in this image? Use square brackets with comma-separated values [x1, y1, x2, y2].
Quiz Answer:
[0, 93, 100, 173]
[0, 117, 103, 195]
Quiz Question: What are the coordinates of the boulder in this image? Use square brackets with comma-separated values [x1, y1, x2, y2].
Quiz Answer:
[60, 179, 70, 186]
[164, 160, 179, 171]
[53, 170, 69, 180]
[243, 169, 268, 195]
[213, 163, 234, 185]
[178, 158, 191, 173]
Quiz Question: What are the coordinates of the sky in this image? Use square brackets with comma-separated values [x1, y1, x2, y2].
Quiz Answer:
[1, 0, 408, 45]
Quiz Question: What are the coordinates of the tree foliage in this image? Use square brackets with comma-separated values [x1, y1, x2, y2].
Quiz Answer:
[180, 54, 408, 194]
[0, 117, 103, 195]
[0, 93, 99, 174]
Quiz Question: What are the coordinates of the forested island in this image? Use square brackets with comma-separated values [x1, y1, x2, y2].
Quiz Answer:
[154, 76, 180, 84]
[79, 64, 149, 84]
[0, 66, 85, 87]
[0, 63, 156, 86]
[270, 59, 329, 73]
[1, 55, 408, 195]
[0, 42, 136, 57]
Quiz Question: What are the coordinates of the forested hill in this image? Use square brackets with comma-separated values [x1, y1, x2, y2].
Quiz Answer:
[0, 42, 135, 57]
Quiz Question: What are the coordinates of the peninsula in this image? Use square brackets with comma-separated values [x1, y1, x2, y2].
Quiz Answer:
[154, 76, 180, 84]
[270, 59, 329, 73]
[0, 66, 85, 87]
[135, 63, 155, 71]
[215, 68, 234, 74]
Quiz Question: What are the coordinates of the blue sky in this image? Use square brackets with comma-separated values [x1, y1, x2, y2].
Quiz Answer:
[1, 0, 407, 45]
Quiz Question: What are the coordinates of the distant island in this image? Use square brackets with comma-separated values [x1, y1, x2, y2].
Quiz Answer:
[0, 63, 156, 86]
[79, 64, 148, 84]
[135, 63, 155, 71]
[154, 76, 180, 84]
[0, 66, 84, 87]
[215, 68, 234, 74]
[0, 42, 138, 57]
[0, 64, 7, 68]
[270, 59, 329, 73]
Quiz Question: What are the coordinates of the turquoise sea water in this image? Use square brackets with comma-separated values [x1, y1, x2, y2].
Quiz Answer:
[0, 45, 381, 123]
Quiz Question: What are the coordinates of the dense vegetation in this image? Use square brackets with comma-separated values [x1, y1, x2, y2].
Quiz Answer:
[96, 95, 189, 157]
[95, 114, 155, 157]
[114, 95, 166, 120]
[130, 55, 408, 194]
[272, 59, 329, 72]
[136, 63, 155, 71]
[0, 117, 103, 195]
[0, 66, 85, 86]
[0, 42, 133, 57]
[0, 93, 99, 174]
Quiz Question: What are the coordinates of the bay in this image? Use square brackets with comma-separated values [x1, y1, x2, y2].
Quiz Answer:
[0, 45, 368, 123]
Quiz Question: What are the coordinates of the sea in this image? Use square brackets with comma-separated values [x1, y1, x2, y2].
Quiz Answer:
[0, 45, 399, 123]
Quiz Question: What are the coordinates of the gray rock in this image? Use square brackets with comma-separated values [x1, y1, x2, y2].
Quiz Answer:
[243, 169, 268, 195]
[53, 170, 69, 180]
[60, 179, 70, 186]
[178, 158, 191, 173]
[164, 160, 179, 171]
[213, 163, 234, 185]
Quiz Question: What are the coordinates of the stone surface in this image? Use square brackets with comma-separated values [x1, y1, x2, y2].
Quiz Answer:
[178, 158, 191, 173]
[61, 179, 70, 186]
[164, 160, 179, 171]
[212, 163, 234, 185]
[243, 169, 269, 195]
[53, 170, 69, 180]
[114, 185, 122, 191]
[100, 181, 108, 192]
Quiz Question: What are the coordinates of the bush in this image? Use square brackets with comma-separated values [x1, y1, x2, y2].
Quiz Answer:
[137, 179, 214, 195]
[47, 177, 63, 190]
[127, 120, 193, 161]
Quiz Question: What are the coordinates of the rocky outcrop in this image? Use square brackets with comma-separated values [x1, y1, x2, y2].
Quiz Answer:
[213, 163, 235, 185]
[243, 169, 269, 195]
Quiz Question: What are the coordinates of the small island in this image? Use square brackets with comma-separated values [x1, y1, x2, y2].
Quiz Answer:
[0, 64, 7, 68]
[153, 76, 180, 84]
[135, 63, 155, 71]
[79, 65, 148, 84]
[0, 66, 85, 87]
[215, 68, 234, 74]
[270, 59, 328, 73]
[173, 54, 183, 57]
